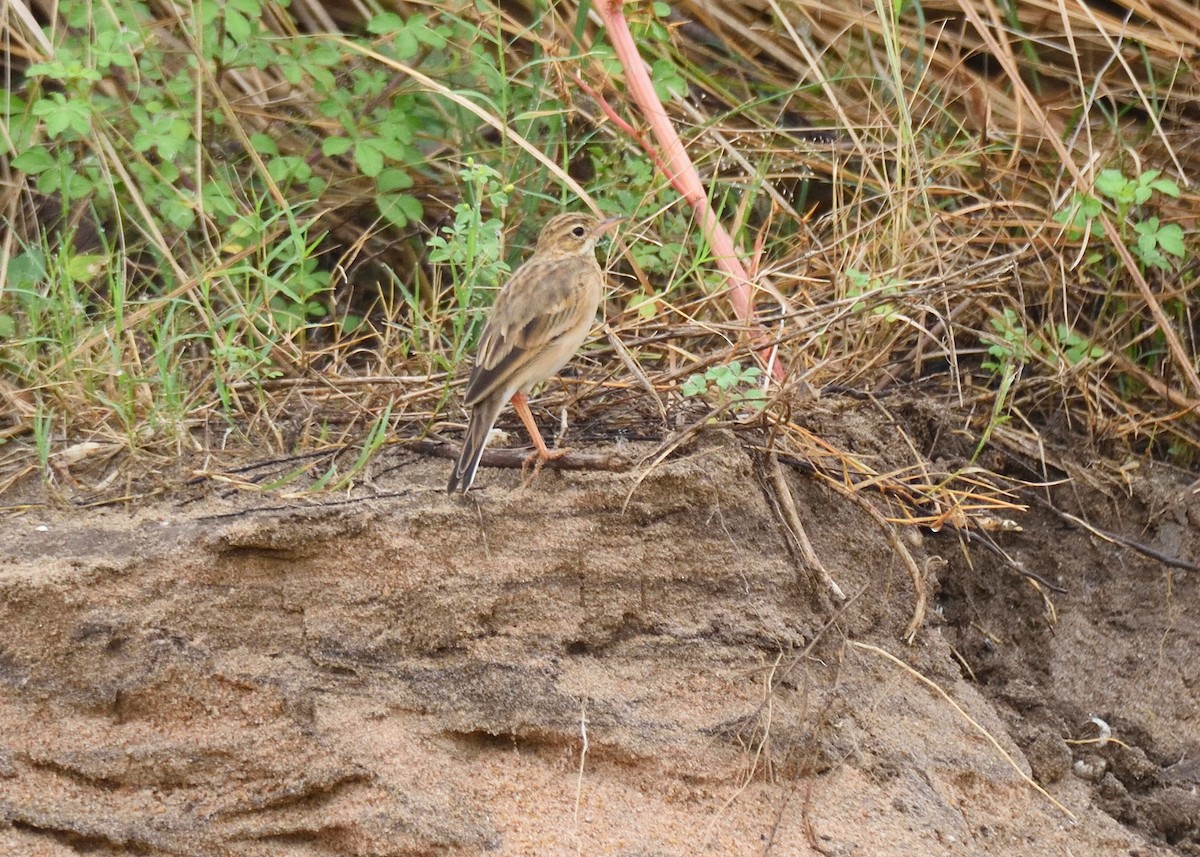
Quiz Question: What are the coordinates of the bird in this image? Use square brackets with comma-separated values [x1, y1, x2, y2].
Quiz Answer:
[447, 212, 622, 494]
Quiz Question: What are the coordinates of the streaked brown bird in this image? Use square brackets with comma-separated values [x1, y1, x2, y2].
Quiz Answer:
[447, 212, 622, 493]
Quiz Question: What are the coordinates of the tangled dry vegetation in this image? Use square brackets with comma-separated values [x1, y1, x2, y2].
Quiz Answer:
[1, 0, 1198, 543]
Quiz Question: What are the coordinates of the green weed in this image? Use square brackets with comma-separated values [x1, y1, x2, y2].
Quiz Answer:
[1056, 168, 1185, 271]
[681, 361, 766, 411]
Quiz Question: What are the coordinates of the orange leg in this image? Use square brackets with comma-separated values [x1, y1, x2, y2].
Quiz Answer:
[510, 392, 570, 481]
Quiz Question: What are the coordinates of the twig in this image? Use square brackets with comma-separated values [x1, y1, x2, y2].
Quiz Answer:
[405, 438, 633, 473]
[571, 72, 669, 176]
[572, 698, 589, 854]
[767, 452, 845, 602]
[955, 527, 1069, 592]
[603, 322, 666, 420]
[1026, 494, 1200, 574]
[770, 450, 928, 639]
[856, 496, 928, 643]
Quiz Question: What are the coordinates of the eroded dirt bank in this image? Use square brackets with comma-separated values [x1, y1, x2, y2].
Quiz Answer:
[1, 430, 1197, 856]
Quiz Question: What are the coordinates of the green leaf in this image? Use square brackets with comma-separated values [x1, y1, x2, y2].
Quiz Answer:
[1157, 223, 1186, 258]
[414, 18, 448, 49]
[355, 141, 384, 177]
[33, 95, 92, 138]
[377, 114, 415, 145]
[223, 9, 253, 43]
[35, 169, 62, 194]
[394, 29, 419, 60]
[26, 60, 101, 83]
[202, 182, 238, 218]
[64, 253, 106, 284]
[1094, 169, 1127, 199]
[267, 156, 296, 183]
[713, 368, 739, 391]
[323, 136, 354, 157]
[93, 28, 140, 69]
[681, 374, 708, 398]
[1135, 220, 1158, 254]
[11, 147, 56, 174]
[628, 293, 660, 321]
[371, 135, 411, 160]
[377, 193, 422, 228]
[740, 387, 767, 409]
[250, 132, 279, 156]
[0, 314, 16, 339]
[1149, 178, 1180, 198]
[62, 170, 94, 199]
[649, 59, 686, 101]
[161, 197, 196, 230]
[157, 118, 193, 159]
[7, 250, 46, 290]
[367, 12, 405, 34]
[397, 195, 424, 223]
[376, 168, 414, 193]
[281, 60, 303, 85]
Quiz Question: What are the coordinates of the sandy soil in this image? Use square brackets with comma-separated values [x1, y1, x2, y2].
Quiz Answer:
[1, 399, 1197, 856]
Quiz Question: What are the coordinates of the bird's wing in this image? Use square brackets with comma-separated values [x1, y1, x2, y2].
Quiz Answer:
[464, 255, 594, 407]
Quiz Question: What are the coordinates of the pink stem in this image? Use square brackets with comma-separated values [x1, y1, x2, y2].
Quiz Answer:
[595, 0, 785, 381]
[572, 73, 670, 177]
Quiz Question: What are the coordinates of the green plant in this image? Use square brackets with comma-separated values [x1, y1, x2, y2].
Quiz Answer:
[1, 0, 1196, 490]
[1130, 216, 1186, 272]
[300, 402, 394, 493]
[1095, 168, 1179, 218]
[681, 360, 765, 410]
[845, 268, 904, 322]
[981, 309, 1105, 373]
[971, 361, 1017, 464]
[981, 309, 1046, 372]
[1055, 168, 1185, 271]
[427, 159, 513, 352]
[588, 1, 683, 102]
[32, 402, 54, 483]
[1056, 325, 1107, 366]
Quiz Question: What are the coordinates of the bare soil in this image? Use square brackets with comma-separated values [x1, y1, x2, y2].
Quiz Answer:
[1, 394, 1198, 856]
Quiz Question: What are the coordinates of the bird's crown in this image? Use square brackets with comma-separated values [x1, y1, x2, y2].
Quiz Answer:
[534, 212, 604, 256]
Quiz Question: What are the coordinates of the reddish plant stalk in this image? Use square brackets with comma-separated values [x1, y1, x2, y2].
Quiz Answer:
[594, 0, 787, 382]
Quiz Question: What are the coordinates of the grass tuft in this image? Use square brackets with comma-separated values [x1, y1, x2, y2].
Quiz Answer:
[1, 0, 1197, 515]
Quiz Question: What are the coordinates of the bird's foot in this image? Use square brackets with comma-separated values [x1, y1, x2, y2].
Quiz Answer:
[521, 446, 572, 486]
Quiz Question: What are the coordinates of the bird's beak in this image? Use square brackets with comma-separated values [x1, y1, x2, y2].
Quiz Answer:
[592, 215, 627, 236]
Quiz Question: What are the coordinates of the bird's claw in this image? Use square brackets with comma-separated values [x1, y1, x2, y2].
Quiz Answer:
[520, 447, 572, 486]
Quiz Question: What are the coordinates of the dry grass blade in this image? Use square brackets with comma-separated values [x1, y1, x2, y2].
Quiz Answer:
[327, 36, 598, 213]
[850, 640, 1078, 819]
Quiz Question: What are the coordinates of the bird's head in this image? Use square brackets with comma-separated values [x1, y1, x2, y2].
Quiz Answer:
[534, 212, 624, 257]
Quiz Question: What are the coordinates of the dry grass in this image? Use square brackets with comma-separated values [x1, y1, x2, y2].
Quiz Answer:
[1, 0, 1197, 531]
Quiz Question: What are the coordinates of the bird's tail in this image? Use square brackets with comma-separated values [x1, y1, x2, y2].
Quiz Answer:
[447, 395, 506, 493]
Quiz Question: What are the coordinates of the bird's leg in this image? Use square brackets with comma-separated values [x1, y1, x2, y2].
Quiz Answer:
[511, 391, 571, 482]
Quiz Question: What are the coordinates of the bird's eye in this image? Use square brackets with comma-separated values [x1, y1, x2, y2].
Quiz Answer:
[571, 226, 586, 238]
